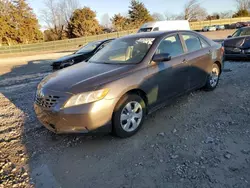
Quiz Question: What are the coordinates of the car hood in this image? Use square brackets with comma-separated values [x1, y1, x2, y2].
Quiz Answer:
[53, 53, 89, 63]
[39, 62, 134, 93]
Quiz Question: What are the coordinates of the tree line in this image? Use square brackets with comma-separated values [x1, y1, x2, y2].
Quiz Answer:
[42, 0, 154, 41]
[1, 0, 250, 46]
[0, 0, 43, 46]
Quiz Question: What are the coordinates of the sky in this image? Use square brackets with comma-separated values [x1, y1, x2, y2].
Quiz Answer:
[27, 0, 237, 28]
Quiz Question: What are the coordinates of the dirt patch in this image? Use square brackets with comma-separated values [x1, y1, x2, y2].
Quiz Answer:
[202, 30, 235, 39]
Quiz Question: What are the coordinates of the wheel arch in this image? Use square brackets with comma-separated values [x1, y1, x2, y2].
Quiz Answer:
[111, 88, 148, 135]
[112, 88, 149, 116]
[214, 60, 222, 74]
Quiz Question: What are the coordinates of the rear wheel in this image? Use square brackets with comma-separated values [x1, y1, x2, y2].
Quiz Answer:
[204, 63, 220, 91]
[112, 94, 146, 138]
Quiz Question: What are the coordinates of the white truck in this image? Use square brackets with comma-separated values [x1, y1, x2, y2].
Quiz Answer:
[138, 20, 190, 33]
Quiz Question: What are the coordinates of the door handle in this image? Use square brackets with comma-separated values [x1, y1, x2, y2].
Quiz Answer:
[207, 50, 212, 55]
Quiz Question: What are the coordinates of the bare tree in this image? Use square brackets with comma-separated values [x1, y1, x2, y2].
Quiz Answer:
[235, 0, 250, 10]
[220, 11, 234, 18]
[164, 12, 183, 20]
[101, 13, 111, 28]
[152, 12, 165, 21]
[184, 0, 207, 21]
[59, 0, 80, 25]
[40, 0, 80, 40]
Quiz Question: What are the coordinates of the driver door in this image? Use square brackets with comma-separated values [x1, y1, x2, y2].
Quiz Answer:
[147, 34, 189, 106]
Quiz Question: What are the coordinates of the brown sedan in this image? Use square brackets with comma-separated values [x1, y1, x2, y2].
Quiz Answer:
[34, 31, 224, 138]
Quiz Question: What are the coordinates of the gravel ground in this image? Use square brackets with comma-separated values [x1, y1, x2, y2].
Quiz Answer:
[0, 58, 250, 188]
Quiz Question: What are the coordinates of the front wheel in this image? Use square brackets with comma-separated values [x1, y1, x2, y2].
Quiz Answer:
[112, 94, 146, 138]
[204, 63, 220, 91]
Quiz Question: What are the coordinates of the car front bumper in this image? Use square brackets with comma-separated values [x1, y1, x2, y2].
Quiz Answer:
[34, 98, 117, 134]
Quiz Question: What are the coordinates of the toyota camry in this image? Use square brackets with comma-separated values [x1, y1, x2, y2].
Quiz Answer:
[34, 31, 224, 138]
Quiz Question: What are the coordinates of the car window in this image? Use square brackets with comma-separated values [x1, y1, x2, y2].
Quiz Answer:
[240, 28, 250, 36]
[76, 41, 102, 54]
[200, 37, 210, 48]
[153, 27, 159, 31]
[232, 29, 242, 37]
[138, 28, 152, 33]
[182, 34, 202, 52]
[155, 35, 184, 57]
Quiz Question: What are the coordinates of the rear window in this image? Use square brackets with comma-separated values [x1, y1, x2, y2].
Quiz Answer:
[200, 37, 210, 48]
[182, 34, 202, 52]
[153, 27, 159, 31]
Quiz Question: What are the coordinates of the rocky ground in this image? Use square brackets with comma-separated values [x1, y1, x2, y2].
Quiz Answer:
[0, 58, 250, 187]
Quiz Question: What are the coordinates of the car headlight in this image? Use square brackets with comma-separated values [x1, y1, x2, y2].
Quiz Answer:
[64, 88, 109, 108]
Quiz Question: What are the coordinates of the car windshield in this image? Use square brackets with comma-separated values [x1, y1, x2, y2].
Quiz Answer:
[239, 28, 250, 36]
[231, 28, 250, 37]
[232, 29, 242, 37]
[89, 37, 155, 64]
[138, 28, 153, 33]
[76, 41, 102, 54]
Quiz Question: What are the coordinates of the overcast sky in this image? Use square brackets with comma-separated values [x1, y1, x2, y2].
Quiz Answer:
[27, 0, 236, 28]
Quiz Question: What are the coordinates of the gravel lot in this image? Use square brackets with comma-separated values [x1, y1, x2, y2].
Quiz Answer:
[0, 31, 250, 188]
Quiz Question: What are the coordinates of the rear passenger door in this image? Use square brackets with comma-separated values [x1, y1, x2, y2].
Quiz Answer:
[180, 33, 212, 89]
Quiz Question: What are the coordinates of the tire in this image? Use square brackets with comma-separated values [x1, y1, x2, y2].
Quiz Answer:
[204, 63, 220, 91]
[112, 94, 146, 138]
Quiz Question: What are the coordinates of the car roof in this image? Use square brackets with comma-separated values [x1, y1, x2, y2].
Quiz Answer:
[98, 38, 114, 43]
[119, 30, 197, 39]
[240, 26, 250, 30]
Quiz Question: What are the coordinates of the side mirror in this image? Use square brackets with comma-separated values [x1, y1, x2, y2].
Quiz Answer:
[152, 53, 171, 62]
[227, 35, 232, 38]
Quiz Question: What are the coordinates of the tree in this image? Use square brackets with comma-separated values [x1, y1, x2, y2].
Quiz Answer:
[40, 0, 80, 40]
[101, 13, 111, 28]
[164, 12, 184, 20]
[235, 0, 250, 10]
[184, 0, 207, 21]
[233, 9, 249, 17]
[152, 12, 165, 21]
[41, 0, 65, 40]
[0, 0, 42, 45]
[111, 13, 130, 31]
[219, 11, 234, 18]
[233, 0, 250, 18]
[67, 7, 102, 38]
[60, 0, 80, 25]
[12, 0, 43, 43]
[128, 0, 154, 28]
[44, 29, 59, 41]
[0, 0, 13, 45]
[206, 13, 220, 20]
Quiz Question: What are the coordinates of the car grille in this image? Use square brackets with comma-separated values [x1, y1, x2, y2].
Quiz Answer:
[35, 95, 60, 108]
